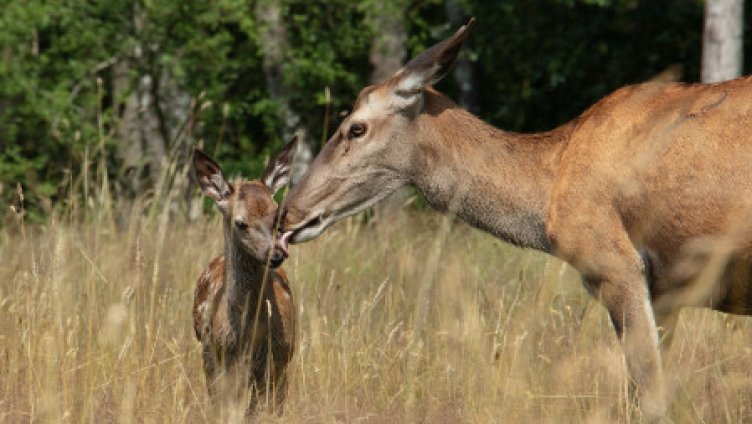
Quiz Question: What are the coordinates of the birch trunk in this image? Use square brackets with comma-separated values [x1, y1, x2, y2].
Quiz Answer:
[113, 59, 144, 195]
[114, 2, 166, 191]
[367, 0, 410, 214]
[116, 2, 195, 196]
[702, 0, 744, 83]
[368, 1, 406, 84]
[255, 0, 311, 183]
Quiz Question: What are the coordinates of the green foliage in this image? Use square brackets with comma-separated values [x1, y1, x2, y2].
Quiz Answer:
[0, 1, 127, 219]
[461, 0, 705, 131]
[0, 0, 746, 223]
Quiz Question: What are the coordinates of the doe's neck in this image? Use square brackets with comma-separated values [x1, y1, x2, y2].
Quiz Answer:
[409, 89, 574, 252]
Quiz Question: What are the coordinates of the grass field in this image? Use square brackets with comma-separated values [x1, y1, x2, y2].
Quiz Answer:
[1, 204, 752, 423]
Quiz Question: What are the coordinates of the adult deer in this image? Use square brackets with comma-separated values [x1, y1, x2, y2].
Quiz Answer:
[278, 18, 752, 420]
[193, 139, 296, 416]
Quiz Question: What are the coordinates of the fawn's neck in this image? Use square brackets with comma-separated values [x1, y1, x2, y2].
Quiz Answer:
[221, 224, 269, 344]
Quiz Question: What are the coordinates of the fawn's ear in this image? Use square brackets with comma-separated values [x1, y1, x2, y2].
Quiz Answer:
[193, 148, 233, 203]
[262, 135, 299, 194]
[392, 17, 475, 99]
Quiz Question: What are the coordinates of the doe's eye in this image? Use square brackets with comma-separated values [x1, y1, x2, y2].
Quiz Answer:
[234, 220, 248, 231]
[348, 122, 367, 139]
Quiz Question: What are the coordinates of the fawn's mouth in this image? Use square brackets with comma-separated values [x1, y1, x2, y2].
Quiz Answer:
[269, 247, 285, 268]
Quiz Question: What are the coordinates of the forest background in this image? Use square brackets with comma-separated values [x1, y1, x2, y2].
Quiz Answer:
[2, 0, 745, 223]
[3, 2, 752, 422]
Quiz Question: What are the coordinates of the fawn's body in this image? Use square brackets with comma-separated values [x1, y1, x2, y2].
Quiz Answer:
[192, 139, 297, 414]
[193, 241, 295, 412]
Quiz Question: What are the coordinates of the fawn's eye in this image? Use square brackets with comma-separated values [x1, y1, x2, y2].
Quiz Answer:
[348, 122, 367, 139]
[234, 220, 248, 231]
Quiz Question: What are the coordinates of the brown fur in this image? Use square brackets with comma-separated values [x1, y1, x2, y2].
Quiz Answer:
[280, 20, 752, 420]
[193, 146, 297, 415]
[193, 252, 294, 413]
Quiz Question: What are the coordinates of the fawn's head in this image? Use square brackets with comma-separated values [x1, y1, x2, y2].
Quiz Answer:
[193, 136, 298, 268]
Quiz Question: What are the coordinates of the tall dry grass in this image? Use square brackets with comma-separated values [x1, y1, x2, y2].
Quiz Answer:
[2, 201, 752, 423]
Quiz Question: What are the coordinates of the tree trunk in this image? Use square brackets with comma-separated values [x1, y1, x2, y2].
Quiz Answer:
[702, 0, 744, 83]
[255, 0, 311, 183]
[137, 67, 166, 186]
[113, 59, 144, 195]
[114, 2, 167, 192]
[445, 0, 479, 115]
[368, 1, 407, 84]
[116, 2, 197, 196]
[367, 1, 410, 215]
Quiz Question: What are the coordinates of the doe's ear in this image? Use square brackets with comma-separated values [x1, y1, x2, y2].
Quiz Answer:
[193, 148, 233, 202]
[393, 17, 476, 96]
[261, 135, 299, 194]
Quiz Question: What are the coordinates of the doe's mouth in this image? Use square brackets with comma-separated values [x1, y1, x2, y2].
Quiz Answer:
[276, 213, 328, 256]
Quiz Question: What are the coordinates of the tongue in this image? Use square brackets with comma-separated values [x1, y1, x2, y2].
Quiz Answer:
[277, 231, 293, 258]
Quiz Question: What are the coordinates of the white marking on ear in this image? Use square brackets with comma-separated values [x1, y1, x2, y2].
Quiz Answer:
[210, 174, 232, 199]
[262, 162, 291, 194]
[194, 151, 233, 203]
[394, 62, 442, 95]
[261, 135, 298, 194]
[350, 88, 404, 119]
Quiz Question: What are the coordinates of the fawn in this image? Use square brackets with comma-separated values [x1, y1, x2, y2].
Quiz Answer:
[192, 137, 297, 415]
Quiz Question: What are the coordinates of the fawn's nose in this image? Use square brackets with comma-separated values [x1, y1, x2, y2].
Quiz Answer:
[270, 249, 284, 268]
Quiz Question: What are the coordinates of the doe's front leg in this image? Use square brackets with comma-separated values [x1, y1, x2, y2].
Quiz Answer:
[598, 276, 665, 421]
[553, 221, 667, 421]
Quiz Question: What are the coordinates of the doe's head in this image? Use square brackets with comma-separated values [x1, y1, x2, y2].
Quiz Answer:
[193, 136, 298, 268]
[280, 18, 476, 244]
